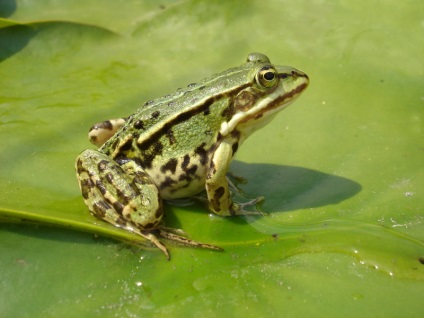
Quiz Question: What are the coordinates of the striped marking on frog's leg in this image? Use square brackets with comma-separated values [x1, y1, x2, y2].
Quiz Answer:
[88, 118, 127, 147]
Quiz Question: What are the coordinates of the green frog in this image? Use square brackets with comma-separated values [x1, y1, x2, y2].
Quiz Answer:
[75, 53, 309, 259]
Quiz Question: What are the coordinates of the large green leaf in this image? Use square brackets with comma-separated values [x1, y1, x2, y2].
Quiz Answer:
[1, 0, 423, 317]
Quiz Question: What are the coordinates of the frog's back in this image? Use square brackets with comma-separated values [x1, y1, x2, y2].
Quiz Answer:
[100, 63, 257, 167]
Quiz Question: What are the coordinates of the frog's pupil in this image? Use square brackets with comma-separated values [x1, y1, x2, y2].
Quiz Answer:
[264, 72, 275, 81]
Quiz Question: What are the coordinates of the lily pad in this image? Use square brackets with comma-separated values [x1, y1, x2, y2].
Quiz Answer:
[1, 1, 423, 317]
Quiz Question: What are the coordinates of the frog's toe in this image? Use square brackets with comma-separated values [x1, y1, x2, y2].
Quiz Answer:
[232, 196, 265, 215]
[158, 228, 223, 251]
[132, 228, 170, 259]
[158, 226, 188, 236]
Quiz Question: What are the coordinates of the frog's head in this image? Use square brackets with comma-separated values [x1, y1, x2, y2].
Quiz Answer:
[220, 52, 309, 139]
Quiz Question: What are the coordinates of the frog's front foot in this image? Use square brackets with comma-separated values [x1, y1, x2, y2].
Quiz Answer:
[230, 196, 265, 216]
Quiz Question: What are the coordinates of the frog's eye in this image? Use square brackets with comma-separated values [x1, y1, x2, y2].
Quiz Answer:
[256, 66, 278, 88]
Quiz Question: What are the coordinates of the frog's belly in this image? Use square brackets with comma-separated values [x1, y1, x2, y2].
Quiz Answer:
[148, 164, 207, 200]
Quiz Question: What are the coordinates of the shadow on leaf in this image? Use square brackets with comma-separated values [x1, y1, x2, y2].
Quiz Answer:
[230, 161, 362, 213]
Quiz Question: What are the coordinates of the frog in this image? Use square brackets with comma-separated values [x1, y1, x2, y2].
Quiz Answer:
[75, 52, 309, 259]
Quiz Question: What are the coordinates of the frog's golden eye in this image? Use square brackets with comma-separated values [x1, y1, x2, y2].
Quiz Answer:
[256, 66, 278, 88]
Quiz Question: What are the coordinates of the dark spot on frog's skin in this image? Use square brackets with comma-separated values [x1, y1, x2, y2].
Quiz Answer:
[254, 113, 263, 120]
[134, 120, 145, 130]
[187, 83, 197, 88]
[116, 188, 134, 205]
[167, 101, 175, 107]
[92, 200, 109, 218]
[119, 139, 133, 152]
[103, 120, 113, 130]
[203, 108, 210, 116]
[144, 100, 154, 106]
[214, 187, 225, 201]
[231, 142, 239, 156]
[185, 165, 198, 176]
[272, 233, 279, 240]
[159, 176, 178, 190]
[419, 257, 424, 265]
[195, 143, 208, 165]
[89, 120, 113, 133]
[80, 179, 93, 199]
[208, 161, 216, 178]
[76, 158, 84, 174]
[166, 129, 176, 145]
[198, 85, 206, 90]
[220, 104, 234, 120]
[113, 201, 125, 214]
[181, 155, 190, 169]
[95, 180, 107, 195]
[143, 222, 156, 229]
[179, 157, 198, 179]
[178, 174, 192, 182]
[151, 111, 160, 119]
[135, 141, 163, 168]
[154, 141, 164, 155]
[138, 153, 155, 169]
[130, 168, 150, 183]
[89, 136, 98, 144]
[97, 160, 109, 172]
[161, 158, 178, 174]
[210, 186, 225, 212]
[105, 173, 114, 184]
[137, 141, 163, 155]
[231, 130, 241, 139]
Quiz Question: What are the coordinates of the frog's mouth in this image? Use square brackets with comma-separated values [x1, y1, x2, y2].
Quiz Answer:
[221, 70, 309, 137]
[259, 77, 309, 117]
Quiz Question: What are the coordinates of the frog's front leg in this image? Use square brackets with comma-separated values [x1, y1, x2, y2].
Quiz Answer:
[75, 149, 169, 256]
[205, 141, 262, 216]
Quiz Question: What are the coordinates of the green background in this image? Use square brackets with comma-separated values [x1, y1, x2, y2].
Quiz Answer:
[1, 1, 423, 317]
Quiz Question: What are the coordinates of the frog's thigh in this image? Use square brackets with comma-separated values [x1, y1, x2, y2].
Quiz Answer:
[76, 149, 163, 229]
[205, 141, 234, 216]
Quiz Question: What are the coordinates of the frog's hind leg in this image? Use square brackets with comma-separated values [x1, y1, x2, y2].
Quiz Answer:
[88, 117, 128, 147]
[76, 149, 170, 257]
